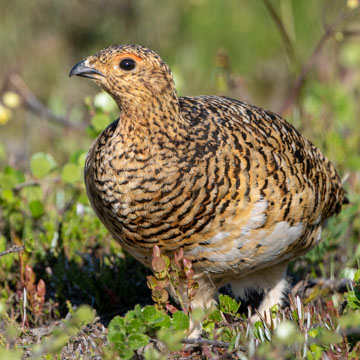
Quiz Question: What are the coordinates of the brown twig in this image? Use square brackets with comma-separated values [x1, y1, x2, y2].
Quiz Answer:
[343, 29, 360, 36]
[182, 337, 246, 352]
[13, 181, 41, 192]
[8, 74, 86, 130]
[12, 177, 61, 193]
[182, 337, 229, 348]
[0, 244, 24, 257]
[262, 0, 297, 66]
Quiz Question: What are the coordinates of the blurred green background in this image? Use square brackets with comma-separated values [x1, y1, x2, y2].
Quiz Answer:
[1, 0, 359, 173]
[0, 0, 360, 333]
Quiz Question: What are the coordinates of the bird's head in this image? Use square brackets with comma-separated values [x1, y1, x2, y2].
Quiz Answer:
[69, 44, 177, 110]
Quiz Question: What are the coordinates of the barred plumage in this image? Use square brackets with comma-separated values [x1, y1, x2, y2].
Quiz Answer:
[70, 44, 345, 322]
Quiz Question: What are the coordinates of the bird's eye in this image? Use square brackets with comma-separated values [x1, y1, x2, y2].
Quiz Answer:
[119, 58, 136, 71]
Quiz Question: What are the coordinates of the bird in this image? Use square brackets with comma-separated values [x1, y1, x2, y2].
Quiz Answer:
[69, 44, 346, 323]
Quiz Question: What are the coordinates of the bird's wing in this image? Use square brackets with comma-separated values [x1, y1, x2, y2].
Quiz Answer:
[180, 95, 345, 221]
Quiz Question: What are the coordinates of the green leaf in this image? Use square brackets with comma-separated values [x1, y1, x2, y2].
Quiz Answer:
[30, 152, 57, 178]
[69, 150, 87, 165]
[142, 306, 157, 321]
[127, 333, 150, 350]
[108, 316, 126, 344]
[24, 237, 34, 253]
[0, 166, 25, 189]
[0, 236, 15, 270]
[77, 152, 87, 168]
[308, 344, 324, 360]
[219, 294, 240, 315]
[151, 313, 171, 329]
[142, 306, 171, 328]
[91, 113, 110, 132]
[202, 319, 215, 336]
[74, 305, 94, 324]
[29, 200, 44, 218]
[127, 319, 146, 334]
[0, 235, 6, 252]
[61, 163, 81, 184]
[228, 332, 239, 352]
[308, 328, 320, 338]
[110, 342, 134, 360]
[172, 311, 189, 331]
[354, 269, 360, 283]
[133, 304, 143, 317]
[209, 309, 222, 322]
[118, 348, 134, 360]
[22, 186, 42, 202]
[123, 310, 136, 323]
[1, 189, 14, 202]
[220, 326, 233, 342]
[346, 289, 360, 310]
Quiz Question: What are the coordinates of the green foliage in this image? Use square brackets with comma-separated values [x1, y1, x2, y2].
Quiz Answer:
[91, 113, 111, 133]
[108, 315, 148, 359]
[0, 349, 22, 360]
[345, 270, 360, 312]
[1, 0, 360, 358]
[30, 153, 57, 178]
[28, 199, 44, 218]
[61, 163, 81, 184]
[219, 294, 241, 315]
[172, 311, 189, 331]
[107, 304, 189, 359]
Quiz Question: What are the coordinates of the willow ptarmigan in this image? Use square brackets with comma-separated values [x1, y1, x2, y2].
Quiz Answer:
[70, 44, 346, 320]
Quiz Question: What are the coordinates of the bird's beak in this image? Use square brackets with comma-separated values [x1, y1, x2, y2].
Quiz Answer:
[69, 60, 104, 79]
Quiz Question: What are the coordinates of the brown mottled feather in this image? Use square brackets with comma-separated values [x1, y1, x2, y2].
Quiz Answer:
[72, 44, 345, 318]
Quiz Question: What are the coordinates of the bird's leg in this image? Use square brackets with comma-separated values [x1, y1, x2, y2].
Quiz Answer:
[229, 261, 289, 324]
[189, 275, 218, 338]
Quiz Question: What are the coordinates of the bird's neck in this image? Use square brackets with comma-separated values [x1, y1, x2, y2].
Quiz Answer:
[114, 90, 188, 142]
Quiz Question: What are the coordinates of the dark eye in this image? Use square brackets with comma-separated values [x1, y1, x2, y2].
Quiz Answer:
[119, 58, 136, 71]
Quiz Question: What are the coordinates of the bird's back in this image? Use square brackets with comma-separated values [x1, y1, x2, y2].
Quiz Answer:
[180, 95, 345, 220]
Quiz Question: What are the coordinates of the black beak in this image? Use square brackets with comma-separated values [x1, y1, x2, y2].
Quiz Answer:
[69, 60, 104, 79]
